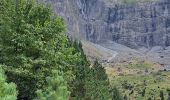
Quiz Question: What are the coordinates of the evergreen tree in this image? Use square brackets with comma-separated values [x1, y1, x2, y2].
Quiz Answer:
[70, 41, 90, 98]
[34, 70, 70, 100]
[0, 65, 18, 100]
[85, 60, 111, 100]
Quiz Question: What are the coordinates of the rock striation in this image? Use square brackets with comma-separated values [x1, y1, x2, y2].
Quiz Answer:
[47, 0, 170, 48]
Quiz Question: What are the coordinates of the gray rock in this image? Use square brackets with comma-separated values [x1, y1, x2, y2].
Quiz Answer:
[46, 0, 170, 48]
[149, 46, 163, 52]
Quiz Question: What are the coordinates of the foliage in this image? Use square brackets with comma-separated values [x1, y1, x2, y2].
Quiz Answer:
[34, 70, 70, 100]
[70, 41, 90, 98]
[1, 0, 112, 100]
[85, 61, 111, 100]
[110, 71, 170, 100]
[0, 0, 77, 99]
[70, 41, 112, 100]
[121, 80, 134, 90]
[0, 65, 18, 100]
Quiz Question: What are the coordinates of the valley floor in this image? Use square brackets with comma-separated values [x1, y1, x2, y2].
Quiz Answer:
[82, 40, 170, 100]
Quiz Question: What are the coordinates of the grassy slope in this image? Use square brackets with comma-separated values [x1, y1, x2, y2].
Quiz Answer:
[81, 40, 170, 99]
[107, 61, 170, 100]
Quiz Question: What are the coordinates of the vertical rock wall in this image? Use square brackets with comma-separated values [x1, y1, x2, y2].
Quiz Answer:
[47, 0, 170, 48]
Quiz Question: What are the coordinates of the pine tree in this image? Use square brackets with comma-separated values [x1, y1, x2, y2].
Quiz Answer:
[70, 41, 90, 98]
[34, 70, 70, 100]
[85, 60, 111, 100]
[0, 65, 18, 100]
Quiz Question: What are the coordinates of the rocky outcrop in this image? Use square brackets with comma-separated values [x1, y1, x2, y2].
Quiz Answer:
[47, 0, 170, 48]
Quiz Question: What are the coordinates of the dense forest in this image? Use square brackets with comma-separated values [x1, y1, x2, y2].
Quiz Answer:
[0, 0, 123, 100]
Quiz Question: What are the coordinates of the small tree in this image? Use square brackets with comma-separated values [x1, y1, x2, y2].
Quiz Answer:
[34, 70, 70, 100]
[0, 65, 18, 100]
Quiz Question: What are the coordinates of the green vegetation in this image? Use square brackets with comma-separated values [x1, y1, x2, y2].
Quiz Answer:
[110, 71, 170, 100]
[0, 65, 18, 100]
[128, 61, 153, 69]
[34, 70, 70, 100]
[85, 61, 111, 100]
[112, 87, 123, 100]
[0, 0, 114, 99]
[2, 0, 167, 100]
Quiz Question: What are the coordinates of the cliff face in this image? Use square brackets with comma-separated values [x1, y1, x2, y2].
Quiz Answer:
[47, 0, 170, 48]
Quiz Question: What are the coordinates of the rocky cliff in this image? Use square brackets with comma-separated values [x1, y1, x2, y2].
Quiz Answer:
[46, 0, 170, 48]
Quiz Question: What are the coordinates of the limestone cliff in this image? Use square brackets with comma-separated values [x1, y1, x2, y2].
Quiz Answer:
[47, 0, 170, 48]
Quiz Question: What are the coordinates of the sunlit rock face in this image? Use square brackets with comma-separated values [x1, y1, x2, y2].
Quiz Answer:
[47, 0, 170, 48]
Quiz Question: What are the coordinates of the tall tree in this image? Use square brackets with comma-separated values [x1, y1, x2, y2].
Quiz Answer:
[0, 0, 78, 99]
[85, 61, 111, 100]
[70, 41, 90, 98]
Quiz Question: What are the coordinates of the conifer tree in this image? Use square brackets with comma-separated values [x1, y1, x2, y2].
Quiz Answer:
[0, 65, 18, 100]
[34, 70, 70, 100]
[70, 41, 90, 98]
[85, 60, 111, 100]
